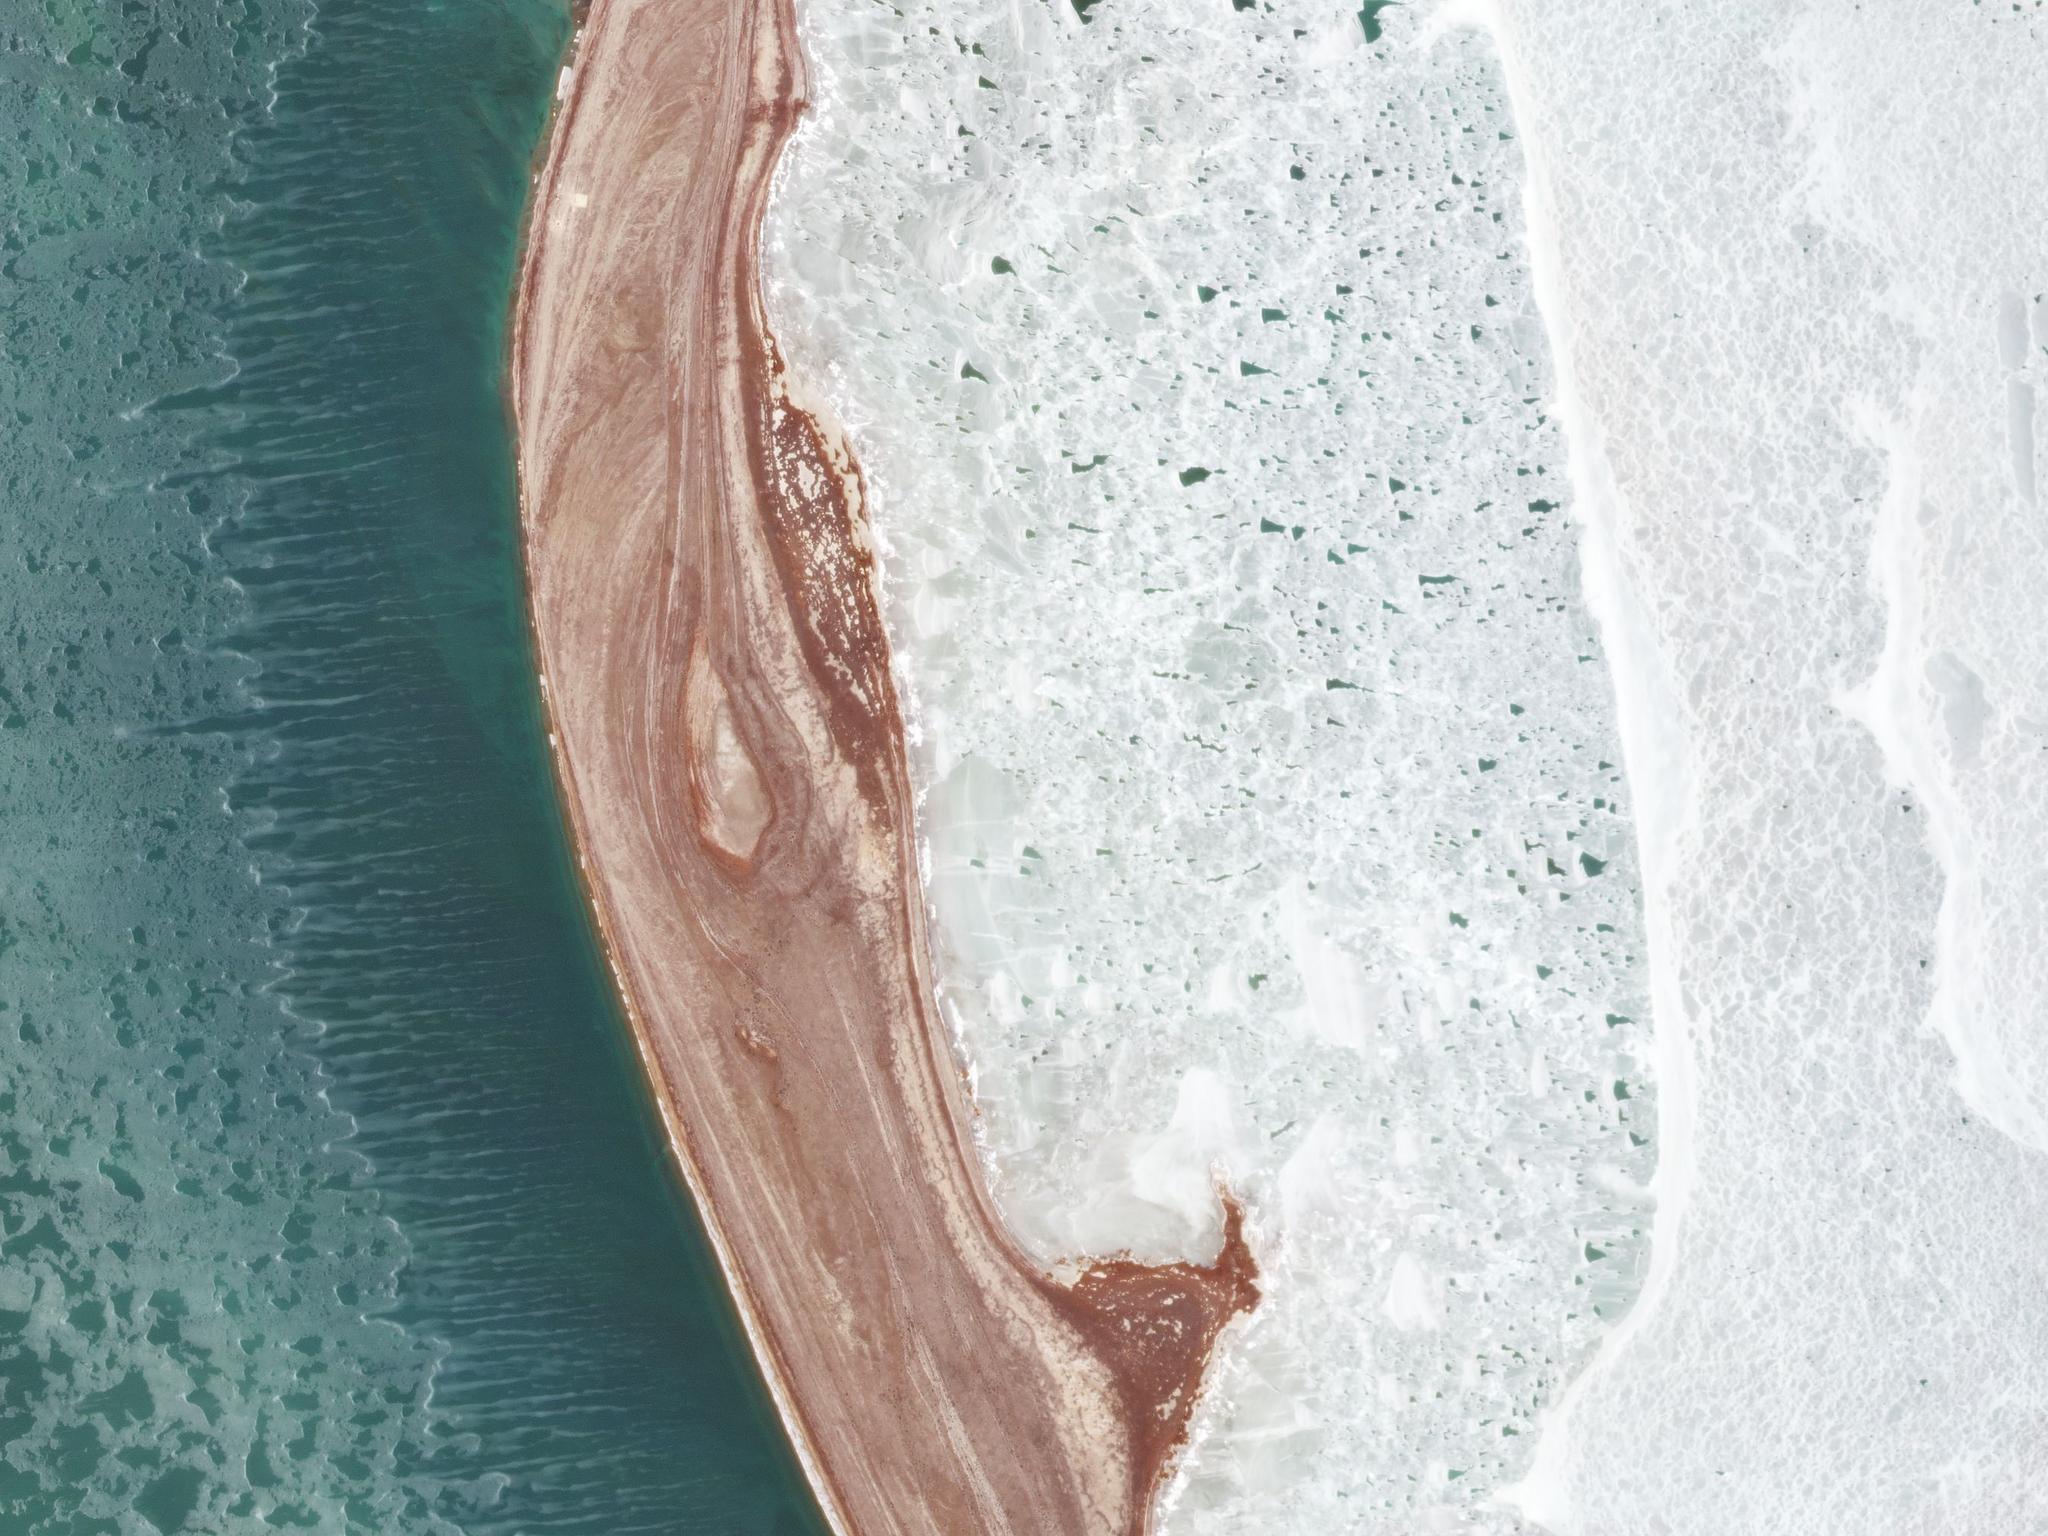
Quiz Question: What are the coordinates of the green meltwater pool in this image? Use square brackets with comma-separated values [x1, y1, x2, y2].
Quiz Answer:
[0, 1, 822, 1530]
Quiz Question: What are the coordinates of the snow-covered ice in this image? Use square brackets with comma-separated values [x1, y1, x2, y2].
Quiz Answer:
[767, 0, 2048, 1529]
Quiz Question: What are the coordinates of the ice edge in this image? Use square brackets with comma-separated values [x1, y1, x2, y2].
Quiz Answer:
[1421, 1, 1703, 1525]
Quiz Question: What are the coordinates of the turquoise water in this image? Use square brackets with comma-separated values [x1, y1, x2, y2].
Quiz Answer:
[0, 2, 822, 1530]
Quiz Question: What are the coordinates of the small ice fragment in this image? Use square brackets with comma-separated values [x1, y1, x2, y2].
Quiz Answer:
[1383, 1252, 1441, 1332]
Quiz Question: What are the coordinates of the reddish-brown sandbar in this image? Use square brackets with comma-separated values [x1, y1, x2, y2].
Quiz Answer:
[510, 1, 1258, 1530]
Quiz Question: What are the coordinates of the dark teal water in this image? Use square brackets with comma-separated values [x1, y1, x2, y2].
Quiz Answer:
[0, 2, 824, 1531]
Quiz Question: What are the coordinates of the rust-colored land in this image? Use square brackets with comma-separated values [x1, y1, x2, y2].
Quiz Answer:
[510, 1, 1257, 1531]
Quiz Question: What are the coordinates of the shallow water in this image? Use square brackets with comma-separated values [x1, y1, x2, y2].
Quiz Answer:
[0, 2, 820, 1530]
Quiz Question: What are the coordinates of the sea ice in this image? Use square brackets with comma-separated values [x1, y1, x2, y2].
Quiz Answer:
[767, 2, 1653, 1528]
[1482, 0, 2048, 1529]
[770, 0, 2048, 1523]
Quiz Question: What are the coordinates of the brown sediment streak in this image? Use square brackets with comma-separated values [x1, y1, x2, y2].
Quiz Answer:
[511, 0, 1258, 1531]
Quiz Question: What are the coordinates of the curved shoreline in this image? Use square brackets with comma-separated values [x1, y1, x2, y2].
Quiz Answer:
[509, 1, 1257, 1531]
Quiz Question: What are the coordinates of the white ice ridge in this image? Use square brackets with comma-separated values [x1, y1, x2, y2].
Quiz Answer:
[768, 1, 1654, 1529]
[1466, 0, 2048, 1531]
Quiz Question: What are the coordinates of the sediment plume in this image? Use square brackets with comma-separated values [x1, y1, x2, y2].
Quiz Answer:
[510, 0, 1257, 1530]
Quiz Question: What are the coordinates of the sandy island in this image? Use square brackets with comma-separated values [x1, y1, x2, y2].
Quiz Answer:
[510, 0, 1258, 1529]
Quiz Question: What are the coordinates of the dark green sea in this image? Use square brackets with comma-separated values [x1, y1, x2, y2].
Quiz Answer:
[0, 1, 822, 1530]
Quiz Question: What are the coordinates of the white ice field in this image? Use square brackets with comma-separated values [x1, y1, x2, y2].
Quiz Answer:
[764, 1, 2048, 1531]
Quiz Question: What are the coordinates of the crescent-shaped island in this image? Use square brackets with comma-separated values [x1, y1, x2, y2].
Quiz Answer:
[509, 1, 1259, 1530]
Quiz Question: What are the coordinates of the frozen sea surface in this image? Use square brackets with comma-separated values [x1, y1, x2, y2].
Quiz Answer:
[1488, 0, 2048, 1530]
[768, 2, 1652, 1529]
[771, 0, 2048, 1529]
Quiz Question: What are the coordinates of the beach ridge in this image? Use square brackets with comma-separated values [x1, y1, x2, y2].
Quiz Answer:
[510, 1, 1258, 1528]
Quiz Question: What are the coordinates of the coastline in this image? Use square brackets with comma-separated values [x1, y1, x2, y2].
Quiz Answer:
[510, 14, 850, 1528]
[508, 1, 1258, 1531]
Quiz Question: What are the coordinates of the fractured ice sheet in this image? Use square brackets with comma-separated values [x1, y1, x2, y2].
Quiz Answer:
[1482, 0, 2048, 1530]
[768, 1, 1651, 1527]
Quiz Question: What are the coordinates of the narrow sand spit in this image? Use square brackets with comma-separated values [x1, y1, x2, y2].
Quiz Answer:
[510, 2, 1258, 1530]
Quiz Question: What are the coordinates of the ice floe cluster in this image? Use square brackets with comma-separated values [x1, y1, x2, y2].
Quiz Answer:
[767, 1, 1652, 1527]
